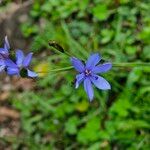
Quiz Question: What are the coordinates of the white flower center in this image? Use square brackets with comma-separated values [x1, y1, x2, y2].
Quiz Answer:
[85, 69, 91, 76]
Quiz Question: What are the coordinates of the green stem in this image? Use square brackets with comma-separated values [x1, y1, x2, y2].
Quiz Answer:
[37, 62, 150, 74]
[37, 66, 73, 74]
[113, 62, 150, 67]
[48, 41, 73, 58]
[49, 66, 73, 72]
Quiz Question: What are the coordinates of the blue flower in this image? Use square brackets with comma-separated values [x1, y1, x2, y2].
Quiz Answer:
[71, 53, 112, 101]
[0, 36, 10, 72]
[5, 50, 38, 78]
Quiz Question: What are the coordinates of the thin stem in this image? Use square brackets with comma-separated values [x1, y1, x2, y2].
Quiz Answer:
[36, 62, 150, 74]
[113, 62, 150, 67]
[48, 41, 73, 58]
[63, 51, 73, 57]
[47, 66, 73, 72]
[36, 66, 73, 74]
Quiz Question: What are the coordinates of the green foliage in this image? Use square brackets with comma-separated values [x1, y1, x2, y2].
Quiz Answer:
[92, 4, 109, 21]
[65, 116, 79, 135]
[4, 0, 150, 149]
[77, 117, 101, 144]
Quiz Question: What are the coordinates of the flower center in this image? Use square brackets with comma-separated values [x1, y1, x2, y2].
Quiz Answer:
[85, 69, 91, 76]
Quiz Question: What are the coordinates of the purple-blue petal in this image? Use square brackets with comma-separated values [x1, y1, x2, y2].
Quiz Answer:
[75, 73, 85, 88]
[92, 63, 112, 74]
[5, 59, 17, 68]
[0, 48, 8, 57]
[4, 36, 10, 52]
[0, 48, 5, 53]
[84, 78, 94, 101]
[27, 69, 38, 78]
[0, 60, 5, 72]
[86, 53, 101, 70]
[0, 59, 5, 65]
[16, 50, 24, 67]
[23, 52, 33, 67]
[0, 66, 5, 72]
[70, 57, 85, 72]
[91, 75, 111, 90]
[7, 67, 19, 75]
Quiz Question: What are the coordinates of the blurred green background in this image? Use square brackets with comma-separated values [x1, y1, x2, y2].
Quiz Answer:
[0, 0, 150, 149]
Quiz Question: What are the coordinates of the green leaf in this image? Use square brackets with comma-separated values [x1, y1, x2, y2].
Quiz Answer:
[101, 29, 114, 44]
[125, 46, 137, 55]
[75, 100, 89, 112]
[92, 4, 109, 21]
[138, 27, 150, 44]
[87, 142, 101, 150]
[65, 116, 79, 135]
[117, 120, 149, 130]
[77, 117, 101, 144]
[110, 99, 131, 117]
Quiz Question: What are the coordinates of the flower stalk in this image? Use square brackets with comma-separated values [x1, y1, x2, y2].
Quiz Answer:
[37, 62, 150, 75]
[49, 41, 72, 57]
[113, 62, 150, 67]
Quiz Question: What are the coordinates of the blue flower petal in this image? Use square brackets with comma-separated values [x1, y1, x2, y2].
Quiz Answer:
[71, 57, 85, 72]
[7, 67, 19, 75]
[16, 50, 24, 67]
[91, 75, 111, 90]
[23, 52, 33, 67]
[0, 48, 8, 58]
[0, 59, 5, 65]
[0, 66, 5, 72]
[0, 60, 5, 72]
[27, 69, 38, 78]
[75, 73, 85, 88]
[5, 59, 17, 68]
[84, 78, 94, 101]
[0, 48, 5, 53]
[86, 53, 101, 70]
[92, 63, 112, 74]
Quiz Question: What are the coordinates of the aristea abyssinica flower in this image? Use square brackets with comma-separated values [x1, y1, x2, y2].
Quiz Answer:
[5, 50, 38, 78]
[71, 53, 112, 101]
[0, 36, 10, 72]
